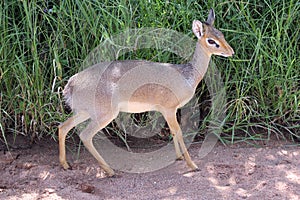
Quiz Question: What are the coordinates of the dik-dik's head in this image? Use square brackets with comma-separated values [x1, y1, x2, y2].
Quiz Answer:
[192, 9, 234, 57]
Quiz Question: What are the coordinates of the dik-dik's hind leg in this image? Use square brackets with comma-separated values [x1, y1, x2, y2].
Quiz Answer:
[172, 132, 184, 160]
[163, 111, 199, 171]
[58, 112, 89, 169]
[79, 119, 115, 177]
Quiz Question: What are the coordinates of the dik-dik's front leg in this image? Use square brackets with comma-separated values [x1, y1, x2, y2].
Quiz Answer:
[163, 110, 199, 171]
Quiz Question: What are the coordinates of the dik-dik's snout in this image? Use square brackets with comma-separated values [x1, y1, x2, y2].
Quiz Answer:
[220, 40, 235, 57]
[226, 46, 235, 57]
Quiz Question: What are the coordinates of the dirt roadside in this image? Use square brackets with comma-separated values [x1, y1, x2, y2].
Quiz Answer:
[0, 138, 299, 200]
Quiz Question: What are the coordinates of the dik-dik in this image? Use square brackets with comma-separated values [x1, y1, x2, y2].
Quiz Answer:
[58, 9, 234, 177]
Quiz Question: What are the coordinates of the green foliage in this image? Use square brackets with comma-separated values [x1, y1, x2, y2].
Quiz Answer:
[0, 0, 299, 146]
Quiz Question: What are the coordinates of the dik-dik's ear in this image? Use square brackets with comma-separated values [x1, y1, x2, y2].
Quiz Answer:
[192, 20, 203, 39]
[206, 9, 215, 26]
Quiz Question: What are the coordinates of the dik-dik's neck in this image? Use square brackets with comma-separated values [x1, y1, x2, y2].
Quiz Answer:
[188, 42, 211, 88]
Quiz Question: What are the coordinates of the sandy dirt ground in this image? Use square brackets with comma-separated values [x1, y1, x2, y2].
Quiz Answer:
[0, 137, 299, 200]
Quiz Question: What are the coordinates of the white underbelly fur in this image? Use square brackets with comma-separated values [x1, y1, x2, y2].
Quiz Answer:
[119, 102, 161, 113]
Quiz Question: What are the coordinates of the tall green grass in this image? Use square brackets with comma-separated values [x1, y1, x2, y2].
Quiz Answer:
[0, 0, 299, 147]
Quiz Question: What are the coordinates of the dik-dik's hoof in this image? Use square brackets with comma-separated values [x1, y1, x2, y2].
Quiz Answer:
[109, 173, 122, 178]
[187, 162, 199, 171]
[107, 173, 115, 177]
[192, 167, 200, 172]
[184, 167, 201, 175]
[61, 161, 71, 170]
[105, 168, 115, 177]
[176, 155, 184, 161]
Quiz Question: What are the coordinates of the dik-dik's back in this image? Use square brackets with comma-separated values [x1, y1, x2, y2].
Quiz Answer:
[59, 9, 234, 177]
[64, 60, 198, 116]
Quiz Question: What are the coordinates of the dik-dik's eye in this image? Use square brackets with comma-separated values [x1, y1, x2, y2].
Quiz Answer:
[207, 39, 215, 44]
[207, 38, 220, 48]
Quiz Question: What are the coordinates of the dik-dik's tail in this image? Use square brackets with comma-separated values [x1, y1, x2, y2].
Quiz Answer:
[62, 74, 78, 108]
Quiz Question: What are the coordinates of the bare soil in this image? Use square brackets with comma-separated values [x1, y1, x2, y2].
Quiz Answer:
[0, 137, 299, 200]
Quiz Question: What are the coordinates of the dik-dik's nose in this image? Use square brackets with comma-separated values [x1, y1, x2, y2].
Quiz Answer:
[229, 47, 235, 56]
